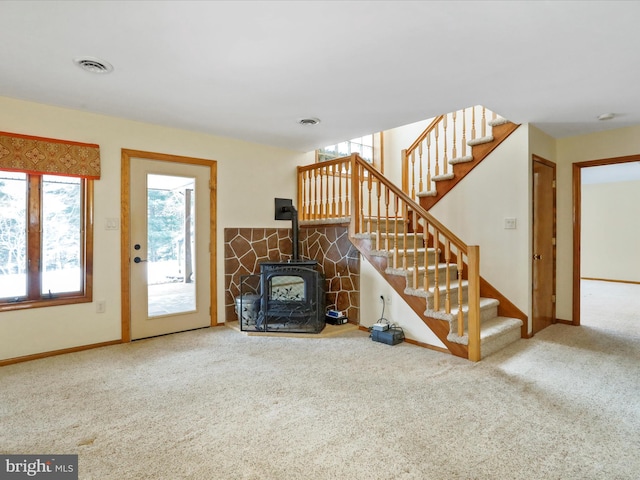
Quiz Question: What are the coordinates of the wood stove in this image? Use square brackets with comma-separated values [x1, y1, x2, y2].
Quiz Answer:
[237, 199, 326, 333]
[253, 261, 325, 333]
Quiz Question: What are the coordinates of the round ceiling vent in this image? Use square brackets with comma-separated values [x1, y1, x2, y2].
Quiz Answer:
[597, 113, 615, 121]
[73, 57, 114, 74]
[298, 117, 321, 126]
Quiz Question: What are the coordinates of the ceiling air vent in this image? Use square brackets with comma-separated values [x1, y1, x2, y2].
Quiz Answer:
[73, 57, 114, 74]
[298, 118, 321, 126]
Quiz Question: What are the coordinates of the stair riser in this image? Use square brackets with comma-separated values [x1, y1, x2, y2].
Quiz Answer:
[453, 305, 499, 333]
[426, 285, 468, 311]
[388, 250, 439, 269]
[481, 327, 521, 359]
[373, 234, 424, 251]
[365, 219, 407, 234]
[406, 265, 459, 289]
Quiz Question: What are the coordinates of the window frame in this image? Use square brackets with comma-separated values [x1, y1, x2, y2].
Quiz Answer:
[316, 132, 384, 172]
[0, 171, 93, 311]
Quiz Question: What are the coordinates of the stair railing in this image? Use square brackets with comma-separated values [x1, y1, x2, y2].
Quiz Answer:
[402, 105, 499, 201]
[297, 153, 481, 361]
[298, 156, 352, 223]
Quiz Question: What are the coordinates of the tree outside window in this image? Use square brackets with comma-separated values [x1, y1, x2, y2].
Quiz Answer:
[316, 133, 383, 171]
[0, 171, 92, 309]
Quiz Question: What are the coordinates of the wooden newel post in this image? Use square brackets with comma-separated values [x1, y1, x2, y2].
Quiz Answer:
[467, 245, 481, 361]
[350, 154, 361, 236]
[296, 166, 303, 221]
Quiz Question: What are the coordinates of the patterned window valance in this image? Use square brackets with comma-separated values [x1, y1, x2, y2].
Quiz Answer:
[0, 131, 100, 179]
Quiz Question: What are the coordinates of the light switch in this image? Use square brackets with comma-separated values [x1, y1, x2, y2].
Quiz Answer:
[105, 218, 120, 230]
[504, 217, 517, 229]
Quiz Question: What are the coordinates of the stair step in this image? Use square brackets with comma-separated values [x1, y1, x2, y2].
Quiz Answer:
[467, 135, 494, 147]
[422, 296, 497, 323]
[372, 232, 424, 250]
[432, 172, 455, 182]
[448, 297, 499, 322]
[446, 315, 523, 359]
[417, 189, 437, 198]
[479, 316, 523, 358]
[488, 117, 509, 127]
[403, 279, 469, 310]
[392, 263, 458, 290]
[449, 155, 474, 165]
[382, 248, 439, 269]
[434, 298, 500, 337]
[363, 217, 406, 234]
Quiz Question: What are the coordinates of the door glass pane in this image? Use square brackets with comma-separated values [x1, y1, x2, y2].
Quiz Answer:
[42, 175, 82, 294]
[0, 172, 27, 298]
[270, 276, 306, 301]
[147, 174, 196, 317]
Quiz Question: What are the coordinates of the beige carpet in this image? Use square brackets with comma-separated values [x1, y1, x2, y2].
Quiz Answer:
[1, 280, 639, 479]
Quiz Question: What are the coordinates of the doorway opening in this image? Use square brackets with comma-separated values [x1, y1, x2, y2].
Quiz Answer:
[572, 154, 640, 327]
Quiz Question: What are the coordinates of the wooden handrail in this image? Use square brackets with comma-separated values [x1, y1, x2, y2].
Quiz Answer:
[298, 156, 349, 173]
[406, 115, 444, 154]
[351, 154, 468, 254]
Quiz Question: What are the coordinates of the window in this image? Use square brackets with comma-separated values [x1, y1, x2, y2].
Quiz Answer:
[0, 171, 93, 310]
[316, 133, 383, 171]
[0, 131, 100, 311]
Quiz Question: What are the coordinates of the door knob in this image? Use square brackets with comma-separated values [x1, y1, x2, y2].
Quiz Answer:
[134, 256, 147, 263]
[533, 254, 542, 260]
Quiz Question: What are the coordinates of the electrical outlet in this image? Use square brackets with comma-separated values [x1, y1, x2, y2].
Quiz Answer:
[96, 301, 106, 313]
[385, 294, 392, 305]
[379, 294, 392, 305]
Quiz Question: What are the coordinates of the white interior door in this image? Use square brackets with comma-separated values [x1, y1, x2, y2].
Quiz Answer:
[130, 157, 211, 340]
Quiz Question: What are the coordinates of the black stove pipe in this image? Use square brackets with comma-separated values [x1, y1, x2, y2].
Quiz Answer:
[281, 205, 299, 262]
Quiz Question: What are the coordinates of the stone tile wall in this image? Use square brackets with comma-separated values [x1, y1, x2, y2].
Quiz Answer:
[224, 226, 359, 324]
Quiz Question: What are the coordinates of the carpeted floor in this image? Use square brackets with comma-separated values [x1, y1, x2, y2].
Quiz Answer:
[0, 280, 638, 479]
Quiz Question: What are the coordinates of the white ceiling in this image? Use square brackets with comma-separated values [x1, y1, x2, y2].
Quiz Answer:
[1, 1, 639, 152]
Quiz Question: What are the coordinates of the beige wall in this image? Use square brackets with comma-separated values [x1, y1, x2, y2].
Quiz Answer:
[382, 118, 431, 186]
[430, 126, 531, 318]
[0, 96, 313, 361]
[359, 258, 445, 348]
[581, 180, 640, 282]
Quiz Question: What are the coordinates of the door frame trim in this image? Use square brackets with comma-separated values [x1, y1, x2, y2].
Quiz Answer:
[120, 149, 218, 342]
[532, 155, 557, 334]
[572, 153, 640, 327]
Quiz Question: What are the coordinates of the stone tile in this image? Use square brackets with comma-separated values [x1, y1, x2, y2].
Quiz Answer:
[253, 239, 268, 258]
[224, 226, 360, 325]
[224, 228, 238, 242]
[230, 235, 251, 259]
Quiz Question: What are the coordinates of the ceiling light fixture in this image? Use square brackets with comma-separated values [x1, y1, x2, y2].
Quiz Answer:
[73, 56, 114, 74]
[298, 118, 321, 126]
[597, 113, 615, 121]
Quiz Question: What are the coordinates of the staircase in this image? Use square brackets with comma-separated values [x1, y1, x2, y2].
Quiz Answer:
[403, 107, 520, 211]
[352, 217, 523, 359]
[297, 106, 527, 361]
